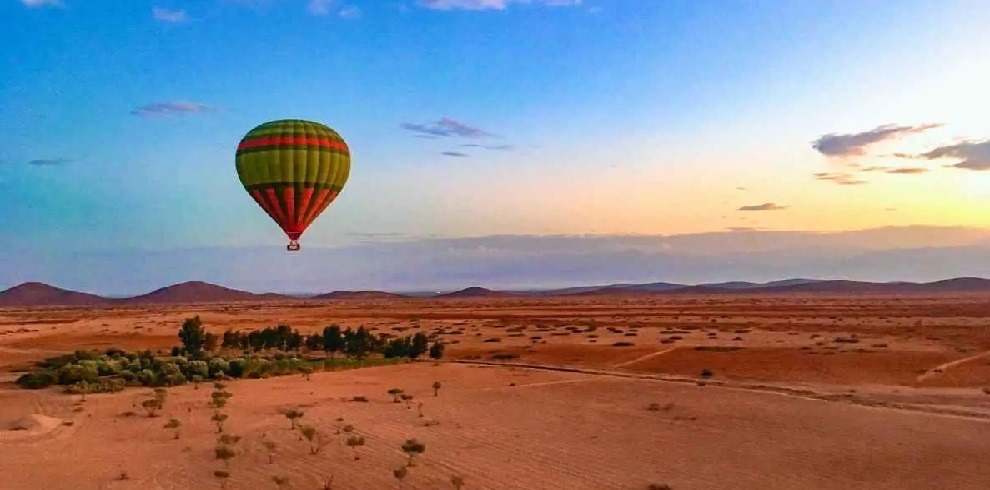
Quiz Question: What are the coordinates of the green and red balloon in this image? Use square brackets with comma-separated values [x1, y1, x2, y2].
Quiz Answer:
[235, 119, 351, 251]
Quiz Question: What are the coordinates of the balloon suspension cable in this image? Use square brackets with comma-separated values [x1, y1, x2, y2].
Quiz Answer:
[287, 240, 301, 252]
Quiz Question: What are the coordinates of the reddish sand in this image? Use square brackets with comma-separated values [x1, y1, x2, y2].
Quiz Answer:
[1, 294, 989, 489]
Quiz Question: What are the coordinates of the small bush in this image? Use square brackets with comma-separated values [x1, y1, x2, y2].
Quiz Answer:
[489, 353, 520, 361]
[612, 342, 635, 347]
[16, 371, 56, 389]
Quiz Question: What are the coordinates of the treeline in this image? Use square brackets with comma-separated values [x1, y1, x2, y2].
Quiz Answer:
[16, 317, 446, 393]
[215, 324, 445, 360]
[174, 317, 445, 360]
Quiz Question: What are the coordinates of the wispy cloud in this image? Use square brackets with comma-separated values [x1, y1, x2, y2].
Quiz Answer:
[912, 140, 990, 171]
[441, 151, 469, 158]
[418, 0, 581, 10]
[131, 101, 212, 117]
[152, 7, 188, 23]
[885, 166, 928, 175]
[19, 0, 63, 7]
[307, 0, 333, 14]
[813, 172, 867, 186]
[737, 203, 787, 211]
[811, 123, 942, 157]
[338, 5, 361, 18]
[27, 158, 71, 166]
[460, 143, 514, 151]
[401, 117, 495, 139]
[308, 0, 361, 18]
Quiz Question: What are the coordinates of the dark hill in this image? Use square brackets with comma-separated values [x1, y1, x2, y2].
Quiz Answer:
[437, 287, 512, 298]
[312, 290, 406, 300]
[123, 281, 289, 304]
[0, 282, 108, 307]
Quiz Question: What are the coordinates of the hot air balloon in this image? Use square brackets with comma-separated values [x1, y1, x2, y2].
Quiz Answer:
[235, 119, 350, 251]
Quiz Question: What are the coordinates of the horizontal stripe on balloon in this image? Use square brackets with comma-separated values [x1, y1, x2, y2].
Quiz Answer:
[243, 182, 346, 192]
[235, 146, 350, 158]
[237, 136, 349, 152]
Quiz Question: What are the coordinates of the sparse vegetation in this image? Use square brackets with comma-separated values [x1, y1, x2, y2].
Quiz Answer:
[16, 318, 415, 393]
[164, 418, 181, 439]
[263, 439, 277, 464]
[283, 408, 304, 429]
[300, 425, 329, 455]
[401, 438, 426, 467]
[215, 445, 236, 463]
[450, 475, 466, 489]
[388, 388, 404, 403]
[213, 470, 231, 489]
[432, 381, 442, 397]
[346, 435, 366, 460]
[393, 467, 408, 487]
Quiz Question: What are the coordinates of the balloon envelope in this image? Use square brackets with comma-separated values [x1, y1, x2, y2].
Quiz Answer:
[235, 119, 350, 247]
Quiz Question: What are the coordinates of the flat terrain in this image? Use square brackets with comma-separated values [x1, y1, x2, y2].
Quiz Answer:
[1, 294, 990, 489]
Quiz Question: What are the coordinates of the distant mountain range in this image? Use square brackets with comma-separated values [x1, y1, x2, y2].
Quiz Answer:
[4, 277, 990, 307]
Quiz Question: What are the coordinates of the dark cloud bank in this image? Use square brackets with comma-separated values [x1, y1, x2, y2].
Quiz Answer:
[5, 226, 990, 295]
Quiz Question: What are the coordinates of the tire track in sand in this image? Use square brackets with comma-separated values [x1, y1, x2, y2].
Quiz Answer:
[612, 346, 678, 368]
[915, 349, 990, 383]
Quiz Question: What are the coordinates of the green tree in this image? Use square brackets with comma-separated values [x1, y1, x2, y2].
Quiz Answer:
[410, 333, 429, 358]
[178, 316, 207, 356]
[323, 325, 343, 355]
[429, 341, 446, 360]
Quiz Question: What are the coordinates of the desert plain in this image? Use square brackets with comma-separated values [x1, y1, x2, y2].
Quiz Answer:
[1, 293, 990, 489]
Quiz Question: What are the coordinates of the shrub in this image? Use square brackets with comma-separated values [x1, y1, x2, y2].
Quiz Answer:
[612, 342, 635, 347]
[187, 361, 209, 378]
[388, 388, 404, 403]
[700, 368, 714, 378]
[215, 444, 236, 462]
[401, 438, 426, 466]
[284, 409, 304, 429]
[16, 371, 56, 389]
[58, 364, 99, 385]
[346, 435, 365, 460]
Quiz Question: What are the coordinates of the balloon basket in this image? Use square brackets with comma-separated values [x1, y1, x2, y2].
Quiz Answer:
[287, 240, 301, 252]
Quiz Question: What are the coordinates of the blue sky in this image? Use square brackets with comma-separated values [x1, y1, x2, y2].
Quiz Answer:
[3, 0, 990, 291]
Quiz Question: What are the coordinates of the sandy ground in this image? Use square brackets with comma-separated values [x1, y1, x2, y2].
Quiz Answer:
[1, 294, 989, 489]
